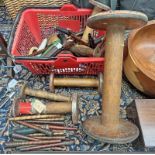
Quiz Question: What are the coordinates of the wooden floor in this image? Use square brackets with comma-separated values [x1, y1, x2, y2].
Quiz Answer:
[135, 99, 155, 148]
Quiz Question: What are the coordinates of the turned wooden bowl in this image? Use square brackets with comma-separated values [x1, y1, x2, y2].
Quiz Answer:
[124, 21, 155, 96]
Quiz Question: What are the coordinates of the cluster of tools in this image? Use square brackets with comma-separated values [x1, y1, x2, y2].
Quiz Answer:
[28, 26, 104, 58]
[6, 114, 76, 152]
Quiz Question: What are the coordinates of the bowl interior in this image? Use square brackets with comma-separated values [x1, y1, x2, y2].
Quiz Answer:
[129, 23, 155, 81]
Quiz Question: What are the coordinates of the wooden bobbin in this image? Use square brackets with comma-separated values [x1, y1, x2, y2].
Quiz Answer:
[82, 10, 148, 144]
[18, 82, 70, 102]
[49, 73, 103, 94]
[14, 94, 79, 124]
[81, 0, 110, 43]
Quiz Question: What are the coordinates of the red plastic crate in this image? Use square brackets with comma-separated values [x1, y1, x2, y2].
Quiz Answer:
[8, 4, 105, 75]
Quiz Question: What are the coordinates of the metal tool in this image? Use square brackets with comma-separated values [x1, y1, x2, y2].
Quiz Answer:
[56, 26, 88, 46]
[16, 121, 53, 136]
[9, 114, 65, 121]
[5, 140, 61, 148]
[19, 141, 74, 151]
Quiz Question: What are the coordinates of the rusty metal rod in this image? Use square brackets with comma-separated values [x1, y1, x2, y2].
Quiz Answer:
[19, 141, 74, 151]
[9, 114, 65, 121]
[28, 133, 49, 137]
[45, 146, 67, 151]
[5, 140, 61, 148]
[36, 118, 65, 121]
[34, 124, 77, 131]
[48, 125, 77, 131]
[34, 136, 66, 140]
[16, 121, 53, 136]
[25, 120, 65, 125]
[12, 133, 39, 141]
[28, 131, 65, 137]
[17, 146, 67, 152]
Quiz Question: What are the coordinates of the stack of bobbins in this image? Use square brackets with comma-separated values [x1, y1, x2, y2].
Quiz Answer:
[13, 93, 79, 124]
[49, 73, 103, 94]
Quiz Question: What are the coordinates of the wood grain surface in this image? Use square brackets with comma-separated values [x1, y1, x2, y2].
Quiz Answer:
[135, 99, 155, 147]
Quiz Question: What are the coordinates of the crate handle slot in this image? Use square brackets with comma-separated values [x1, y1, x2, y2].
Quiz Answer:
[54, 55, 78, 68]
[60, 4, 78, 11]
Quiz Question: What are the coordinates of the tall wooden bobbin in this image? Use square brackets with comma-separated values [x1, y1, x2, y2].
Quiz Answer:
[49, 73, 103, 94]
[83, 11, 148, 144]
[81, 0, 110, 43]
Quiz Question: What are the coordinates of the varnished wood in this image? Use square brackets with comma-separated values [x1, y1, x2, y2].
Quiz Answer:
[69, 44, 94, 57]
[87, 11, 148, 30]
[124, 21, 155, 96]
[83, 10, 148, 144]
[102, 25, 124, 127]
[135, 99, 155, 147]
[49, 73, 103, 94]
[19, 83, 70, 102]
[53, 78, 99, 87]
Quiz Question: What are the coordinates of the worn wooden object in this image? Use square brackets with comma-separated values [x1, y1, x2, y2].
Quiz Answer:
[15, 94, 79, 124]
[81, 0, 110, 43]
[83, 10, 148, 144]
[134, 99, 155, 148]
[124, 21, 155, 97]
[18, 83, 70, 102]
[49, 73, 103, 94]
[69, 45, 94, 57]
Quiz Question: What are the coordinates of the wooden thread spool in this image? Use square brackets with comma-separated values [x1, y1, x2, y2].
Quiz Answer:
[81, 0, 110, 43]
[18, 83, 70, 102]
[14, 94, 79, 124]
[83, 10, 148, 144]
[49, 73, 103, 94]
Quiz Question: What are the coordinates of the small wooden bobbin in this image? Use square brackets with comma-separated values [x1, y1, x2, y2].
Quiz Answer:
[49, 73, 103, 94]
[14, 94, 79, 124]
[18, 82, 70, 102]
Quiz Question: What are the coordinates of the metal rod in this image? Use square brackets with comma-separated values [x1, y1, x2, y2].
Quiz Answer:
[16, 121, 53, 136]
[9, 114, 65, 121]
[34, 136, 66, 140]
[12, 133, 39, 141]
[48, 125, 77, 131]
[19, 141, 74, 151]
[25, 120, 65, 125]
[5, 140, 61, 148]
